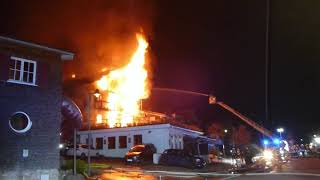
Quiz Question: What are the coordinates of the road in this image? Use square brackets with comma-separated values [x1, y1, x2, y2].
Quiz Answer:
[97, 158, 320, 180]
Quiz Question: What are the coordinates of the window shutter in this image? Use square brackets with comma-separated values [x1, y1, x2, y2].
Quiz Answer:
[37, 62, 49, 88]
[0, 53, 10, 81]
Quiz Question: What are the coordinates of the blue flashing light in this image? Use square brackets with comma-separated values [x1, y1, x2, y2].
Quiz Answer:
[263, 139, 269, 145]
[273, 138, 280, 145]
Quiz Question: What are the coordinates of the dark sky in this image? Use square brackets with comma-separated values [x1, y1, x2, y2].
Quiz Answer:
[1, 0, 319, 140]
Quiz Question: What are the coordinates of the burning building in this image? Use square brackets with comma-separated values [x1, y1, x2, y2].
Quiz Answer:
[72, 33, 218, 161]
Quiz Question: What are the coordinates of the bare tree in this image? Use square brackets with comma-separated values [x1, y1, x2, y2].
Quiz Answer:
[207, 122, 225, 139]
[233, 125, 251, 145]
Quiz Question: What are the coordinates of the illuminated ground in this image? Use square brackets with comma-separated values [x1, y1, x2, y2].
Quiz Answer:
[94, 158, 320, 180]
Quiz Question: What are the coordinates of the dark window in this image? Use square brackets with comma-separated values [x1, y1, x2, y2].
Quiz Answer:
[199, 143, 209, 155]
[9, 112, 32, 133]
[134, 135, 142, 145]
[96, 137, 103, 150]
[76, 135, 80, 144]
[81, 144, 88, 149]
[108, 137, 116, 149]
[119, 136, 127, 148]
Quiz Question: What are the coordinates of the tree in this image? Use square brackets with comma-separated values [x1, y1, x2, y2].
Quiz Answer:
[232, 125, 251, 146]
[207, 122, 225, 139]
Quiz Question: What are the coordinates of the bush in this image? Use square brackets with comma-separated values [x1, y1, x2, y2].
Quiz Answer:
[61, 159, 112, 176]
[61, 159, 87, 174]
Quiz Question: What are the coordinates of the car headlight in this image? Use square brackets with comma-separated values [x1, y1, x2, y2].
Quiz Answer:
[280, 150, 284, 155]
[263, 150, 273, 161]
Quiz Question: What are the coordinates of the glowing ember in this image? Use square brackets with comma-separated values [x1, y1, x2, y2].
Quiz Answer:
[96, 114, 103, 124]
[96, 33, 150, 127]
[101, 67, 107, 72]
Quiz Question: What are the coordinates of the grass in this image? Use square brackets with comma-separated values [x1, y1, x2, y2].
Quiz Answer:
[61, 159, 112, 175]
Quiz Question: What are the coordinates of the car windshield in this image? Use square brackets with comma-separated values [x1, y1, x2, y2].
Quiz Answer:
[129, 146, 144, 152]
[80, 144, 88, 149]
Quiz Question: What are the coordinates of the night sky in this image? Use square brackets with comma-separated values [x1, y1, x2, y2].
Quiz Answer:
[1, 0, 319, 141]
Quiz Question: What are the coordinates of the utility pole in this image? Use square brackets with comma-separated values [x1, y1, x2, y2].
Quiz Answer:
[87, 94, 91, 176]
[265, 0, 271, 129]
[73, 128, 77, 175]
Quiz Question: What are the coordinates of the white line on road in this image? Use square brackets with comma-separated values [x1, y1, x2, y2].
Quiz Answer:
[245, 172, 320, 177]
[221, 175, 241, 180]
[144, 170, 235, 176]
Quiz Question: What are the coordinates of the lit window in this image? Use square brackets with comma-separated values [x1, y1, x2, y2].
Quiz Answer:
[8, 57, 37, 85]
[9, 112, 32, 133]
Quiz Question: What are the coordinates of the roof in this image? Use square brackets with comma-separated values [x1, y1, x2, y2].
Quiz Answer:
[78, 123, 203, 135]
[0, 36, 74, 60]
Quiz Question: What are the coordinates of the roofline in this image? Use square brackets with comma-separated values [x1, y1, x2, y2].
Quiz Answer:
[79, 123, 171, 134]
[0, 36, 74, 61]
[170, 125, 204, 135]
[78, 123, 203, 135]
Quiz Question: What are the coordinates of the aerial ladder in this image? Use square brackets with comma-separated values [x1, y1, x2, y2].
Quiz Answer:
[208, 96, 274, 138]
[153, 88, 275, 139]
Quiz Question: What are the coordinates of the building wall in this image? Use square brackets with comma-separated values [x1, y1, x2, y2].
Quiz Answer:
[169, 126, 203, 150]
[0, 44, 63, 176]
[78, 124, 202, 158]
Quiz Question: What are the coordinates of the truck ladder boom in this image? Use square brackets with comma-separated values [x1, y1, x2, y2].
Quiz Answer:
[217, 101, 274, 138]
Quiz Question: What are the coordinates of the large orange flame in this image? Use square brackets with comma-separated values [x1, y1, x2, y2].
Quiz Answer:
[96, 34, 149, 127]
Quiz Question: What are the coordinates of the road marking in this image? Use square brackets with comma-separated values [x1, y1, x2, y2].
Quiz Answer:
[112, 167, 320, 178]
[245, 172, 320, 177]
[145, 170, 235, 176]
[221, 175, 241, 180]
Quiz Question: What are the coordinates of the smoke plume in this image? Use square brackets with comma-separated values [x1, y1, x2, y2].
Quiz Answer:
[1, 0, 155, 81]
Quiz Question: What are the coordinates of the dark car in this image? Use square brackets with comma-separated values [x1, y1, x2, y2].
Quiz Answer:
[125, 144, 157, 163]
[159, 149, 206, 169]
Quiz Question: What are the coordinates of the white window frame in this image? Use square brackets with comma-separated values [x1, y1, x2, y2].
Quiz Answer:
[7, 56, 37, 86]
[8, 111, 32, 133]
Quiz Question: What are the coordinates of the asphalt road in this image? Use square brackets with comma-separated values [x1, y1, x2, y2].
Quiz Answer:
[97, 158, 320, 180]
[274, 157, 320, 174]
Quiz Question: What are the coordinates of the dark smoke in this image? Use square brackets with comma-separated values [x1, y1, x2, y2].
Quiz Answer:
[0, 0, 155, 81]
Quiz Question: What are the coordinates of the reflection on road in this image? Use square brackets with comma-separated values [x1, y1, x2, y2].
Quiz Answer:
[98, 158, 320, 180]
[100, 171, 156, 180]
[99, 170, 221, 180]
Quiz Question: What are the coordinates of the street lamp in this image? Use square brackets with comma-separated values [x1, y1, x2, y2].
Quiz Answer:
[87, 89, 100, 176]
[222, 129, 228, 157]
[277, 128, 284, 139]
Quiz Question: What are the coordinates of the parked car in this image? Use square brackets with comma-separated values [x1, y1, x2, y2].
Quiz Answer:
[125, 144, 156, 163]
[159, 149, 206, 169]
[65, 144, 99, 159]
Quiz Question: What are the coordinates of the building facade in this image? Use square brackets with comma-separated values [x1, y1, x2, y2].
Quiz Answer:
[0, 36, 74, 180]
[78, 123, 212, 158]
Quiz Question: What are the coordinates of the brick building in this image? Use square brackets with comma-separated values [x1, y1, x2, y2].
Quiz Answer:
[0, 36, 74, 180]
